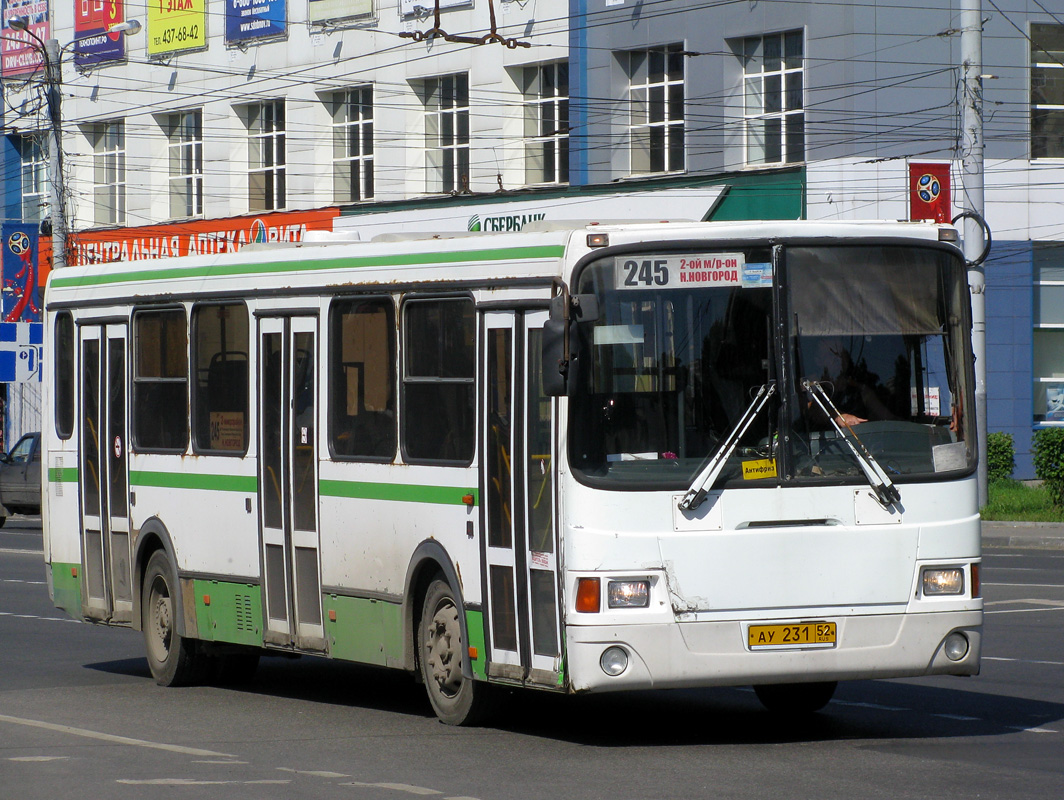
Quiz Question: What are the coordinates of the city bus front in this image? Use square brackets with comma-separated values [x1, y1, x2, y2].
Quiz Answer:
[554, 228, 981, 708]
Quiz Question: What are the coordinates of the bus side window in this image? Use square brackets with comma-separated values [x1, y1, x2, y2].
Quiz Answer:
[192, 302, 249, 454]
[133, 308, 189, 452]
[401, 297, 475, 464]
[55, 312, 75, 439]
[329, 297, 396, 460]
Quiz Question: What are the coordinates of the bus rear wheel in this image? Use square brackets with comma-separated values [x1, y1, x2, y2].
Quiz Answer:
[419, 578, 491, 726]
[754, 681, 837, 715]
[142, 550, 208, 687]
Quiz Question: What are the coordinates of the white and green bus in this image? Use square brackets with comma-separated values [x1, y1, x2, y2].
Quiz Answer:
[42, 220, 982, 724]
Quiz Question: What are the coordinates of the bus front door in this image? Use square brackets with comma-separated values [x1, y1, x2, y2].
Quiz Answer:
[79, 324, 133, 624]
[258, 316, 326, 652]
[482, 309, 561, 686]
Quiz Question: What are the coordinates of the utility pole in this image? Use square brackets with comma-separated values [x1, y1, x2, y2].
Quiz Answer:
[43, 37, 66, 270]
[961, 0, 987, 507]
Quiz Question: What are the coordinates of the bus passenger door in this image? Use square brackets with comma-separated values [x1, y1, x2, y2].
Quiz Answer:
[79, 323, 133, 624]
[258, 316, 325, 652]
[481, 309, 561, 685]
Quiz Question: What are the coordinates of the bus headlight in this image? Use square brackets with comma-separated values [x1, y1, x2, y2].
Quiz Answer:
[922, 568, 965, 596]
[943, 632, 969, 661]
[600, 646, 629, 676]
[608, 580, 650, 608]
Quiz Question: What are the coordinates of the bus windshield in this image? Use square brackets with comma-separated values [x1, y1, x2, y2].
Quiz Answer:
[568, 242, 973, 490]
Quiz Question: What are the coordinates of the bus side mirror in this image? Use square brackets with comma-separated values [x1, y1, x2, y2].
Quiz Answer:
[542, 294, 599, 397]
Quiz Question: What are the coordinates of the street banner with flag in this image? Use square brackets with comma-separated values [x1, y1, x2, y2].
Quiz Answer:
[2, 223, 41, 323]
[909, 162, 952, 223]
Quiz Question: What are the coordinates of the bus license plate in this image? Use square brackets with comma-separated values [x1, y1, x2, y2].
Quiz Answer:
[748, 622, 837, 650]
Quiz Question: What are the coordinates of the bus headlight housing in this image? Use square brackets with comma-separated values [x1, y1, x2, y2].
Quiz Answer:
[922, 568, 965, 596]
[600, 646, 629, 676]
[608, 580, 650, 608]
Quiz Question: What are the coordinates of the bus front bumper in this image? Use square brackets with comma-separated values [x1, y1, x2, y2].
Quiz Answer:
[565, 610, 982, 693]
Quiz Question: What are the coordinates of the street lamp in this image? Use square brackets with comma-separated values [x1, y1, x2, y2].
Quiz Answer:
[7, 16, 141, 270]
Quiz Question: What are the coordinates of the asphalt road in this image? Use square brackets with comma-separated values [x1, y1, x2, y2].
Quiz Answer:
[2, 519, 1063, 799]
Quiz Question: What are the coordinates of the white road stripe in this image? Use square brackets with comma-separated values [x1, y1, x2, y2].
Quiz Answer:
[0, 714, 236, 758]
[983, 656, 1064, 666]
[0, 612, 81, 624]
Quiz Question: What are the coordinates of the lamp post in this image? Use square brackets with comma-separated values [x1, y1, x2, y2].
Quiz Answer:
[7, 17, 141, 270]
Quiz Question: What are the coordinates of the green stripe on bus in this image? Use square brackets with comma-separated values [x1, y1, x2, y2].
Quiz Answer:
[48, 466, 79, 483]
[50, 245, 567, 289]
[319, 479, 478, 506]
[129, 470, 257, 492]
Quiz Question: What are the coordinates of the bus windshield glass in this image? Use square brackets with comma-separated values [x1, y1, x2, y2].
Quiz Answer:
[568, 243, 973, 489]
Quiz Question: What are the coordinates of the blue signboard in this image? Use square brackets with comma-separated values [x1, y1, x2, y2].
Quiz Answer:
[0, 322, 42, 382]
[1, 224, 39, 324]
[226, 0, 286, 42]
[74, 1, 129, 69]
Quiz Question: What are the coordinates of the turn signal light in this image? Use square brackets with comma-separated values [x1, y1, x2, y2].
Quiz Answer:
[576, 578, 601, 613]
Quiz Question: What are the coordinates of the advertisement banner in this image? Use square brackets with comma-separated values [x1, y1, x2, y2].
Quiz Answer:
[909, 162, 952, 223]
[68, 208, 341, 266]
[1, 224, 40, 323]
[226, 0, 286, 42]
[1, 0, 48, 78]
[308, 0, 372, 24]
[148, 0, 206, 56]
[74, 1, 130, 68]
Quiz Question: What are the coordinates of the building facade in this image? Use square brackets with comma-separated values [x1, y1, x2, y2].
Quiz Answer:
[1, 0, 1060, 476]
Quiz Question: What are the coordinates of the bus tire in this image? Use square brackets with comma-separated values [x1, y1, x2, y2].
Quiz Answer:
[419, 578, 491, 726]
[142, 550, 207, 687]
[754, 681, 837, 715]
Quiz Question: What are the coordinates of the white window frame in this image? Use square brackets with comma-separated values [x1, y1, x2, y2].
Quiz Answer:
[625, 44, 685, 175]
[741, 30, 804, 166]
[331, 86, 374, 203]
[522, 62, 569, 185]
[17, 133, 47, 224]
[1034, 244, 1064, 423]
[247, 100, 286, 212]
[91, 120, 126, 226]
[422, 74, 470, 194]
[1031, 23, 1064, 160]
[166, 109, 204, 219]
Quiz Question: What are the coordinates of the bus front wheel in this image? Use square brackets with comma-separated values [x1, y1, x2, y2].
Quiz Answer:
[419, 578, 491, 726]
[142, 550, 208, 687]
[754, 681, 837, 715]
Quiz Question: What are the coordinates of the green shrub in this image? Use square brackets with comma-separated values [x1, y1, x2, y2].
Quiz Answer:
[986, 431, 1015, 483]
[1032, 427, 1064, 507]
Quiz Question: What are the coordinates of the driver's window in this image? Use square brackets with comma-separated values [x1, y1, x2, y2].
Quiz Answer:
[9, 436, 33, 463]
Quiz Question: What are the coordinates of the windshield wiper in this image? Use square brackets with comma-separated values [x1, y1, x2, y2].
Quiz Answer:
[679, 382, 776, 512]
[802, 379, 901, 508]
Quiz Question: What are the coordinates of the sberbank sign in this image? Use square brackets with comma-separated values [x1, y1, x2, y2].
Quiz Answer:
[468, 212, 546, 232]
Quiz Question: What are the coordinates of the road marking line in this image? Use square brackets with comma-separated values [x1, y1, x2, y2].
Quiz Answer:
[0, 579, 46, 585]
[983, 656, 1064, 666]
[832, 701, 906, 712]
[8, 756, 69, 762]
[1004, 726, 1058, 734]
[277, 768, 351, 778]
[0, 612, 81, 624]
[0, 548, 43, 555]
[985, 607, 1064, 615]
[0, 714, 236, 758]
[984, 583, 1064, 588]
[117, 779, 292, 785]
[343, 783, 443, 795]
[932, 713, 981, 721]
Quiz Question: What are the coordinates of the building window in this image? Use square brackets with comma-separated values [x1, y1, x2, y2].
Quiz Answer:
[625, 45, 685, 175]
[741, 30, 804, 165]
[1035, 244, 1064, 422]
[523, 62, 569, 185]
[421, 74, 469, 194]
[165, 110, 203, 218]
[402, 297, 475, 463]
[133, 308, 189, 452]
[90, 121, 125, 225]
[247, 100, 285, 211]
[16, 135, 46, 224]
[330, 297, 396, 460]
[191, 303, 249, 454]
[330, 87, 374, 203]
[1031, 24, 1064, 159]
